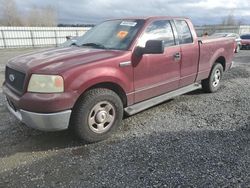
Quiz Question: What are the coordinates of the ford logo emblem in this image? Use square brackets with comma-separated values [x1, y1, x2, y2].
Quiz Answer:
[9, 74, 15, 82]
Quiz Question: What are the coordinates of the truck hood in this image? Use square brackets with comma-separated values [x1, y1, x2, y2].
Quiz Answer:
[7, 47, 126, 73]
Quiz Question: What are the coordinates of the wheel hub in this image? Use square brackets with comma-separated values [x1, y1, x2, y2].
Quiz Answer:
[88, 101, 116, 134]
[213, 69, 221, 87]
[95, 111, 107, 123]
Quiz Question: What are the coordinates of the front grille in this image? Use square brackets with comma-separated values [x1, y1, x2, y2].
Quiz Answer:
[5, 67, 26, 93]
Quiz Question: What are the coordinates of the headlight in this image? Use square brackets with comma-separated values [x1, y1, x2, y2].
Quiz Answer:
[27, 74, 64, 93]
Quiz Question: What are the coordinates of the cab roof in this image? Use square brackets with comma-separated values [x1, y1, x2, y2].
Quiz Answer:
[108, 16, 190, 21]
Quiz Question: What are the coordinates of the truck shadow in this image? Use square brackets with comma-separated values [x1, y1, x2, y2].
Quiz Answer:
[184, 89, 204, 96]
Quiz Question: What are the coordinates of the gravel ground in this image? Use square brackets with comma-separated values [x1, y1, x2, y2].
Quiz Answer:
[0, 49, 249, 187]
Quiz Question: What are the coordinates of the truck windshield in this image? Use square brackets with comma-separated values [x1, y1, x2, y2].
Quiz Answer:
[75, 19, 145, 50]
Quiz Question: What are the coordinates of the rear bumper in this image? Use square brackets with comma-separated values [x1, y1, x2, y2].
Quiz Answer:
[7, 101, 72, 131]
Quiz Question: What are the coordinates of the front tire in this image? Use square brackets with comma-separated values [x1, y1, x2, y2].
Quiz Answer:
[202, 63, 223, 93]
[70, 88, 123, 143]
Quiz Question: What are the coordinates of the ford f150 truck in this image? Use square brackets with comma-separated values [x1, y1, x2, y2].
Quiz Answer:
[3, 17, 235, 143]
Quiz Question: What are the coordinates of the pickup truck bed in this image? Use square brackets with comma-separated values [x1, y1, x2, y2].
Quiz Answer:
[197, 36, 234, 80]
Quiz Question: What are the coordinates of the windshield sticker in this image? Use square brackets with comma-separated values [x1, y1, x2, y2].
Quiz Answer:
[117, 31, 129, 39]
[120, 21, 137, 27]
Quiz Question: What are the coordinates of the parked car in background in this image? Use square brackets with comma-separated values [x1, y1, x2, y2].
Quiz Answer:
[240, 34, 250, 50]
[211, 33, 242, 53]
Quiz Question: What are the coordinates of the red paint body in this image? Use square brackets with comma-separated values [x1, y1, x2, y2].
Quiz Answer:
[3, 17, 235, 113]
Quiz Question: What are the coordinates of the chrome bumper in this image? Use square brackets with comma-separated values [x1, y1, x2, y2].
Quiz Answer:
[7, 102, 72, 131]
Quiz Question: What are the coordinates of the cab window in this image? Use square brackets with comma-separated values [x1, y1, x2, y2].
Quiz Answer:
[138, 20, 175, 47]
[174, 20, 193, 44]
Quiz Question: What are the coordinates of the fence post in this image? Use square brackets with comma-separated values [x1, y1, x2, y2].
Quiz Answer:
[30, 30, 35, 47]
[1, 30, 7, 48]
[54, 30, 58, 47]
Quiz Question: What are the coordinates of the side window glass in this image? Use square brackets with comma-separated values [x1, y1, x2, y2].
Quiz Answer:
[138, 20, 175, 47]
[174, 20, 193, 44]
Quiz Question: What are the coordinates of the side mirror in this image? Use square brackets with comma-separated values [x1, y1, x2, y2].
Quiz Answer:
[144, 40, 164, 54]
[134, 40, 164, 57]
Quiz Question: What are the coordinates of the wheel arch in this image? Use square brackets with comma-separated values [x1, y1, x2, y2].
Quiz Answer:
[86, 82, 128, 107]
[74, 82, 128, 110]
[214, 56, 226, 71]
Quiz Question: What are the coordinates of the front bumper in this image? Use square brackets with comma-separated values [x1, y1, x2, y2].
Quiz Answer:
[2, 84, 77, 113]
[7, 101, 72, 131]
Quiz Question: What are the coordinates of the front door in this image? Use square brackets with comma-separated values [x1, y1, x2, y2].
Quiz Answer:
[174, 20, 199, 87]
[133, 20, 181, 103]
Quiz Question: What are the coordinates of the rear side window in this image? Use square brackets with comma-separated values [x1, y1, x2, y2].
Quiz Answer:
[138, 20, 175, 47]
[174, 20, 193, 44]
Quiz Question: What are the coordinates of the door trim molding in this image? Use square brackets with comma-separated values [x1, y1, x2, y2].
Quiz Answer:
[134, 77, 180, 94]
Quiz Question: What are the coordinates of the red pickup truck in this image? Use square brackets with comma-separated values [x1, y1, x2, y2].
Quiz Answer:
[3, 17, 234, 142]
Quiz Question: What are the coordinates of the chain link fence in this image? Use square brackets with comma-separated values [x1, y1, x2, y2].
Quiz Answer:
[0, 27, 90, 48]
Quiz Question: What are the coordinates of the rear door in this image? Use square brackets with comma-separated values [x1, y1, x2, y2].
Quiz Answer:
[133, 20, 181, 103]
[174, 20, 199, 87]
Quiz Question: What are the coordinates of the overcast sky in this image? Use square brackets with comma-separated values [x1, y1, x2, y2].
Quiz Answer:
[15, 0, 250, 25]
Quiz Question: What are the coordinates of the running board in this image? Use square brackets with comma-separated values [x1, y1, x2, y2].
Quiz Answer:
[124, 83, 202, 116]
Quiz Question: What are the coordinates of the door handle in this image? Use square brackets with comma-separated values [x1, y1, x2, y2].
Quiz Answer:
[119, 61, 131, 67]
[174, 52, 181, 61]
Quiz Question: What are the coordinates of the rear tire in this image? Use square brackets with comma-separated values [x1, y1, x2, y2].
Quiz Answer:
[202, 63, 223, 93]
[70, 88, 123, 143]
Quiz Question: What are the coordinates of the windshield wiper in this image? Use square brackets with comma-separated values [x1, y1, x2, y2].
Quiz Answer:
[81, 43, 106, 49]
